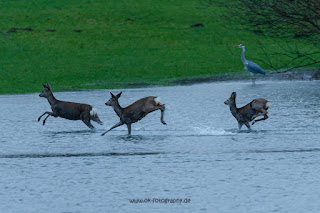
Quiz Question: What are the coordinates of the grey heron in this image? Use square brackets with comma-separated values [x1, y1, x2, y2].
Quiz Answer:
[235, 44, 265, 83]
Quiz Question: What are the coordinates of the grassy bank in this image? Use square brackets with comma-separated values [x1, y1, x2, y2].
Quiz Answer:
[0, 0, 317, 94]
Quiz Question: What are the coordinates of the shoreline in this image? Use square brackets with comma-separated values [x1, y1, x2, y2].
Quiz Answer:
[1, 69, 319, 95]
[169, 69, 320, 86]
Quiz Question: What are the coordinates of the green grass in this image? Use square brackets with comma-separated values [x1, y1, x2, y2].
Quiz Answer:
[0, 0, 317, 94]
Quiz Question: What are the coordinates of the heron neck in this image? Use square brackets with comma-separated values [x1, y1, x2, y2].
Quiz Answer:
[241, 47, 246, 64]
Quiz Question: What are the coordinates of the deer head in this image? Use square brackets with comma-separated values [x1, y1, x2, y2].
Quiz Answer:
[105, 92, 122, 106]
[224, 92, 236, 106]
[39, 82, 53, 98]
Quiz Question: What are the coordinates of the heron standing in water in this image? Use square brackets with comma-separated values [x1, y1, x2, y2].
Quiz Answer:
[235, 44, 265, 84]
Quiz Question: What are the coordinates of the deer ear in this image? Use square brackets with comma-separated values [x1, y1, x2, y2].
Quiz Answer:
[116, 92, 122, 99]
[231, 92, 237, 99]
[110, 92, 115, 98]
[42, 83, 46, 88]
[46, 82, 52, 90]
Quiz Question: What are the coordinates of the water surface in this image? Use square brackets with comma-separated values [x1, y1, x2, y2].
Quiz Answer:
[0, 80, 319, 212]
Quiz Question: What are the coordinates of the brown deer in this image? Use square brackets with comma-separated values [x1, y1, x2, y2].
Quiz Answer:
[38, 82, 103, 129]
[224, 92, 270, 130]
[101, 92, 166, 135]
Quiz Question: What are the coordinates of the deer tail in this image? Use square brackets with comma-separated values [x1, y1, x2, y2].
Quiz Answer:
[154, 97, 162, 105]
[90, 107, 98, 117]
[266, 101, 271, 109]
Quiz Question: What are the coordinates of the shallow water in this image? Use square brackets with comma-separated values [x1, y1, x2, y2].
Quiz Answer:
[0, 80, 319, 212]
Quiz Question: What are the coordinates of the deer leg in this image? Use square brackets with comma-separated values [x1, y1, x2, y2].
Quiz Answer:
[251, 113, 262, 120]
[38, 112, 46, 121]
[92, 116, 103, 125]
[238, 123, 243, 130]
[126, 123, 132, 135]
[83, 121, 94, 129]
[160, 106, 166, 125]
[244, 122, 251, 130]
[38, 112, 55, 122]
[42, 114, 50, 125]
[81, 112, 94, 129]
[101, 121, 124, 136]
[252, 114, 269, 125]
[147, 104, 167, 125]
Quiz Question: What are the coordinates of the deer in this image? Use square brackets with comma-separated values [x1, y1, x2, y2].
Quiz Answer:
[224, 92, 270, 130]
[38, 82, 103, 129]
[101, 92, 166, 135]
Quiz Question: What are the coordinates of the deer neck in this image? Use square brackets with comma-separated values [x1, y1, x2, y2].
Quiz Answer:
[229, 102, 239, 119]
[47, 92, 58, 106]
[113, 101, 124, 117]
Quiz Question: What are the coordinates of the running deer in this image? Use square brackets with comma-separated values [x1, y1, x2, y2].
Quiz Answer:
[38, 82, 103, 129]
[101, 92, 166, 135]
[224, 92, 270, 130]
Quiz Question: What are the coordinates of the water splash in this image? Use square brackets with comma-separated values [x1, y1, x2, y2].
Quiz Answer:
[193, 127, 236, 136]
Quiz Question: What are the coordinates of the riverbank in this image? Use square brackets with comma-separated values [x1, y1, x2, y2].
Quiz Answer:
[170, 69, 320, 86]
[0, 0, 318, 94]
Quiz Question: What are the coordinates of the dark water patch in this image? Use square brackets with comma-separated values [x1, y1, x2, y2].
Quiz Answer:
[47, 129, 95, 136]
[0, 152, 164, 159]
[247, 148, 320, 154]
[125, 81, 151, 88]
[114, 134, 168, 143]
[116, 135, 147, 141]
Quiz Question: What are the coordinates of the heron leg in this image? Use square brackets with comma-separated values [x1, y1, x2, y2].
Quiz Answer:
[251, 73, 256, 84]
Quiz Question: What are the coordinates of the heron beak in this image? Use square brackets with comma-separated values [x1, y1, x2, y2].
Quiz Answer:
[234, 45, 240, 48]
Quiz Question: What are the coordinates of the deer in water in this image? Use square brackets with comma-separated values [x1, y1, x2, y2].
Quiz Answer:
[38, 82, 103, 129]
[224, 92, 270, 130]
[101, 92, 166, 135]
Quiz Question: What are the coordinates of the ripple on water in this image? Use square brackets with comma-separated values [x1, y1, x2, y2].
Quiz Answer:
[0, 151, 164, 159]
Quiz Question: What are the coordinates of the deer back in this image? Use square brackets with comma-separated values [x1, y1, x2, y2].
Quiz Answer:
[251, 98, 269, 111]
[236, 101, 256, 122]
[238, 98, 269, 122]
[122, 96, 158, 122]
[53, 101, 92, 120]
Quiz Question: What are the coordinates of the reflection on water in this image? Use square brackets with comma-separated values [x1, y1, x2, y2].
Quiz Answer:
[0, 80, 319, 213]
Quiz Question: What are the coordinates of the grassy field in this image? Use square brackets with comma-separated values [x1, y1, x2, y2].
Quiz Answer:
[0, 0, 317, 94]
